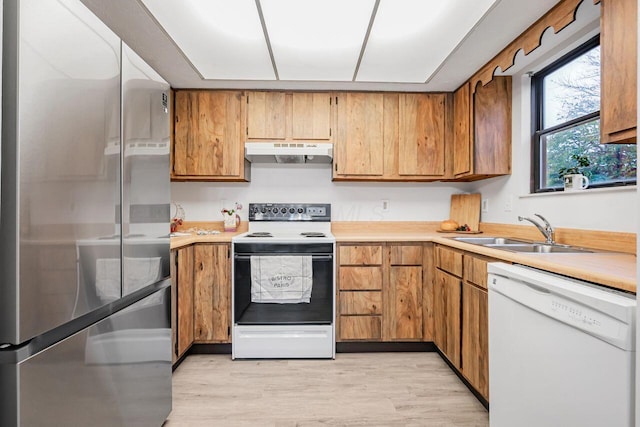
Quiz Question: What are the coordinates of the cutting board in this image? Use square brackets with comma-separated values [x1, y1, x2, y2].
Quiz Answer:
[449, 194, 481, 232]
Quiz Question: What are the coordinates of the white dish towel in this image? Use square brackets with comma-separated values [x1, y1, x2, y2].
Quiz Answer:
[250, 256, 313, 304]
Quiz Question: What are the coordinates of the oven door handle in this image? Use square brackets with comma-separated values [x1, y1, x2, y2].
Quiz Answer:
[234, 254, 333, 261]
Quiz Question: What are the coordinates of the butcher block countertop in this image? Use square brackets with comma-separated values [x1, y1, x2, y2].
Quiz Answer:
[170, 221, 636, 293]
[332, 222, 636, 294]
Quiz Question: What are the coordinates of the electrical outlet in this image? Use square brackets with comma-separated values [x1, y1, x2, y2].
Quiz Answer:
[504, 195, 513, 212]
[382, 200, 390, 212]
[481, 199, 489, 213]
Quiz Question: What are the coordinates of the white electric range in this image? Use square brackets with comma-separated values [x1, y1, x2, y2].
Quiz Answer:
[231, 203, 335, 359]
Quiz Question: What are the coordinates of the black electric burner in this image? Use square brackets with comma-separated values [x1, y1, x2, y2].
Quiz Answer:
[245, 232, 273, 238]
[301, 232, 326, 238]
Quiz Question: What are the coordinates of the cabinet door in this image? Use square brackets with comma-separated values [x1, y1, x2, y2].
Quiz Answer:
[291, 92, 332, 140]
[335, 92, 384, 176]
[600, 0, 637, 144]
[433, 270, 461, 369]
[173, 91, 243, 177]
[246, 91, 287, 140]
[453, 82, 472, 176]
[339, 316, 382, 341]
[435, 245, 463, 277]
[194, 244, 231, 343]
[473, 77, 511, 175]
[386, 266, 423, 341]
[176, 246, 194, 358]
[339, 245, 383, 265]
[462, 282, 489, 400]
[398, 94, 446, 176]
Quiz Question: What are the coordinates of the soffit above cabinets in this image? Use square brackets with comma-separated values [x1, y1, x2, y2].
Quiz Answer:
[81, 0, 598, 91]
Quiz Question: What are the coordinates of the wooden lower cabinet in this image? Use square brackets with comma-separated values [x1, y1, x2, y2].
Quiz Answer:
[171, 245, 195, 362]
[433, 269, 461, 369]
[194, 244, 231, 343]
[337, 243, 424, 342]
[339, 316, 382, 341]
[386, 266, 423, 341]
[461, 282, 489, 400]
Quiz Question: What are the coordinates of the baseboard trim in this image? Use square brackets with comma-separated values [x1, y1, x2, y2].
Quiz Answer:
[336, 342, 436, 353]
[434, 347, 489, 410]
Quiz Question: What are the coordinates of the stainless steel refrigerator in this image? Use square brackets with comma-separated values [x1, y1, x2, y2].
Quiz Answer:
[0, 0, 172, 425]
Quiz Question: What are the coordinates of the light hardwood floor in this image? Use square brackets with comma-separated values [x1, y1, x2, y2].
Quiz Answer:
[166, 352, 489, 426]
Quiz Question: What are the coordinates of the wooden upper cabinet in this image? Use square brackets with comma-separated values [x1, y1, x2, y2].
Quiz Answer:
[453, 82, 472, 177]
[245, 91, 334, 143]
[451, 77, 511, 180]
[335, 92, 384, 177]
[246, 91, 286, 140]
[173, 90, 247, 180]
[398, 93, 446, 177]
[600, 0, 637, 144]
[473, 77, 512, 176]
[291, 92, 333, 140]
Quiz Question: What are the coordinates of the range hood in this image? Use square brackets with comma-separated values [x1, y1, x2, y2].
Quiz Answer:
[244, 142, 333, 164]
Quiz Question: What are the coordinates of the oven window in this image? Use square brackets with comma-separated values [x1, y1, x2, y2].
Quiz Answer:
[234, 254, 333, 325]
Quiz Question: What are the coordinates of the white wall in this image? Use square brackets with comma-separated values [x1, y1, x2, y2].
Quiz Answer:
[171, 164, 473, 222]
[469, 23, 637, 233]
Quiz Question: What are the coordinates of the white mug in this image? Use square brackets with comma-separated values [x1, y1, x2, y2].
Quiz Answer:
[563, 174, 589, 191]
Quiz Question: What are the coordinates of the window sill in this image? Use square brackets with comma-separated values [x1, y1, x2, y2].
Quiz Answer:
[520, 185, 636, 198]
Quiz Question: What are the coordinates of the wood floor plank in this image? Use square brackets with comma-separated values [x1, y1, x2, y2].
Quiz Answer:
[166, 353, 488, 426]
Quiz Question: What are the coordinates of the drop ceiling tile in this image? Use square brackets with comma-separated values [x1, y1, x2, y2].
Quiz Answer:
[141, 0, 275, 80]
[260, 0, 375, 81]
[357, 0, 498, 83]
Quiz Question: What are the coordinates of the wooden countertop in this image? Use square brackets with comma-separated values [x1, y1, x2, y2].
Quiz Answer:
[170, 221, 636, 293]
[334, 228, 636, 294]
[170, 231, 243, 249]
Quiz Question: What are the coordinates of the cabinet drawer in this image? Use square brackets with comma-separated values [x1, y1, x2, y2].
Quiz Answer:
[339, 245, 383, 265]
[339, 316, 382, 341]
[339, 266, 383, 290]
[435, 245, 463, 277]
[390, 245, 423, 265]
[463, 255, 495, 290]
[339, 291, 382, 315]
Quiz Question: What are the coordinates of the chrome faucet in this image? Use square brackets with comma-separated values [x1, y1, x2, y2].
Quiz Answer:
[518, 213, 555, 245]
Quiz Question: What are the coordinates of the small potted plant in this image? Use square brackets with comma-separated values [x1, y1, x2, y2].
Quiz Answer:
[557, 154, 590, 191]
[221, 202, 242, 232]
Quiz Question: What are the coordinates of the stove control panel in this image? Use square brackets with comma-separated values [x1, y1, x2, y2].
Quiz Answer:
[249, 203, 331, 222]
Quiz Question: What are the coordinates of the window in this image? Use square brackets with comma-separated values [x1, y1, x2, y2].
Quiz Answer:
[531, 35, 636, 192]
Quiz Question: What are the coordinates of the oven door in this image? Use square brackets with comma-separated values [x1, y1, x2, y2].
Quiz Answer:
[233, 243, 334, 326]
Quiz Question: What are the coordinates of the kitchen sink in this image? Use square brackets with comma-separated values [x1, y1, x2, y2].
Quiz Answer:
[484, 243, 594, 253]
[450, 236, 596, 253]
[451, 237, 530, 245]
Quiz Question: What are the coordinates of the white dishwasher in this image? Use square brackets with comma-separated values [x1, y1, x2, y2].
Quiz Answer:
[487, 263, 636, 427]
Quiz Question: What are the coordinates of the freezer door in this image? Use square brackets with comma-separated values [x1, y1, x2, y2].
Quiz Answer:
[0, 0, 121, 344]
[1, 284, 172, 426]
[121, 43, 171, 297]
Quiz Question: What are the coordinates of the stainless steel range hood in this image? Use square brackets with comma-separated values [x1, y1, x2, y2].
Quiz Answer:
[244, 142, 333, 164]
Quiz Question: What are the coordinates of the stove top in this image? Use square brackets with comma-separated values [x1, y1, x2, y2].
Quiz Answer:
[234, 203, 333, 244]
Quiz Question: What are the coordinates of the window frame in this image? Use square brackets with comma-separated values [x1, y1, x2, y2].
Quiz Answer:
[531, 34, 636, 193]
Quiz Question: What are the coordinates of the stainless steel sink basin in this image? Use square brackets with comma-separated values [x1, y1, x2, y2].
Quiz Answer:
[450, 236, 596, 253]
[451, 237, 530, 245]
[484, 243, 594, 253]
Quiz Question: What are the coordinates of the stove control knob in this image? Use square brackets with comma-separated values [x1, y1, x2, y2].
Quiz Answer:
[298, 208, 304, 213]
[289, 208, 295, 213]
[280, 208, 287, 213]
[261, 207, 267, 213]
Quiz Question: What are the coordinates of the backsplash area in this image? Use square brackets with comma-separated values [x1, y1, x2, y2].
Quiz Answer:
[171, 163, 474, 222]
